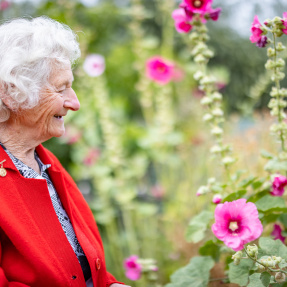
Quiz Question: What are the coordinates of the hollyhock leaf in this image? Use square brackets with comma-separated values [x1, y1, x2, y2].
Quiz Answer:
[279, 214, 287, 227]
[255, 195, 287, 212]
[228, 259, 254, 286]
[259, 237, 287, 259]
[247, 190, 269, 203]
[165, 256, 214, 287]
[260, 149, 275, 159]
[199, 240, 221, 261]
[260, 272, 271, 287]
[222, 190, 247, 203]
[264, 159, 287, 172]
[252, 178, 265, 190]
[247, 273, 265, 287]
[185, 210, 213, 243]
[238, 175, 257, 188]
[260, 213, 280, 226]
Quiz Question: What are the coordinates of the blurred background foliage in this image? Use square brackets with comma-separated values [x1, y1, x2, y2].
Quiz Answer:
[1, 0, 287, 285]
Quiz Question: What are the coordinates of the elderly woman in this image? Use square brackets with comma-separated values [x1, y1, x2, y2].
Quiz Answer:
[0, 17, 130, 287]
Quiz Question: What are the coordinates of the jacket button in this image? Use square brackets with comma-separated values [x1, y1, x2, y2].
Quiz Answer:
[72, 275, 77, 280]
[96, 258, 101, 270]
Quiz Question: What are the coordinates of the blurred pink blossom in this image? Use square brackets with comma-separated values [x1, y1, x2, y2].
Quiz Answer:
[83, 54, 105, 77]
[172, 67, 185, 82]
[271, 224, 286, 243]
[146, 56, 174, 85]
[61, 125, 82, 144]
[83, 148, 100, 166]
[212, 194, 222, 204]
[250, 15, 264, 43]
[0, 0, 10, 11]
[180, 0, 212, 15]
[207, 7, 222, 21]
[151, 185, 165, 199]
[212, 199, 263, 251]
[172, 8, 192, 33]
[282, 12, 287, 35]
[271, 175, 287, 196]
[124, 255, 142, 281]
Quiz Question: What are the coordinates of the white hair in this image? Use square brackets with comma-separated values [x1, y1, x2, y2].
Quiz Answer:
[0, 16, 81, 121]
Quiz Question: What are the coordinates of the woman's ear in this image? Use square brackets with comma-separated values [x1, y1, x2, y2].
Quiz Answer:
[0, 83, 13, 110]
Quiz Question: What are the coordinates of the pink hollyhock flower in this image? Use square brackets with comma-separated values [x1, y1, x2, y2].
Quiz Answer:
[146, 56, 174, 85]
[256, 35, 268, 48]
[271, 175, 287, 196]
[0, 0, 10, 11]
[212, 198, 263, 251]
[151, 185, 165, 199]
[250, 15, 264, 43]
[271, 224, 286, 243]
[83, 148, 100, 166]
[180, 0, 212, 15]
[61, 125, 82, 144]
[282, 12, 287, 35]
[172, 8, 193, 33]
[124, 255, 142, 281]
[212, 194, 222, 204]
[207, 7, 222, 21]
[83, 54, 105, 77]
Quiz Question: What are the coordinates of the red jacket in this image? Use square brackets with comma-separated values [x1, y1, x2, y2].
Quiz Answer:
[0, 144, 123, 287]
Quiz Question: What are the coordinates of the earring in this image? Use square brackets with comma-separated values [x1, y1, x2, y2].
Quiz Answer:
[0, 159, 7, 177]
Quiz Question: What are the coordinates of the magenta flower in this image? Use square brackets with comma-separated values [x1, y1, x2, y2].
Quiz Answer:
[271, 224, 286, 243]
[146, 56, 174, 85]
[83, 148, 100, 166]
[61, 125, 82, 144]
[207, 7, 222, 21]
[250, 15, 264, 43]
[172, 8, 193, 33]
[180, 0, 212, 15]
[124, 255, 142, 281]
[0, 0, 10, 11]
[212, 194, 222, 204]
[83, 54, 105, 77]
[212, 199, 263, 251]
[256, 36, 268, 48]
[271, 175, 287, 196]
[282, 12, 287, 35]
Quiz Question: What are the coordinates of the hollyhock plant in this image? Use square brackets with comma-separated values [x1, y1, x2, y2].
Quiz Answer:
[124, 255, 142, 281]
[271, 224, 286, 243]
[83, 54, 105, 77]
[282, 12, 287, 35]
[172, 8, 192, 33]
[250, 15, 264, 44]
[212, 199, 263, 251]
[271, 175, 287, 196]
[146, 56, 174, 85]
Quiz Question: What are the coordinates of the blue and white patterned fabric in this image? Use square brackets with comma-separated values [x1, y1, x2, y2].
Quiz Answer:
[0, 143, 91, 283]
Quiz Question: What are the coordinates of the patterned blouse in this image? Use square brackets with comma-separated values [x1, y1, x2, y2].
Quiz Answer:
[0, 143, 92, 283]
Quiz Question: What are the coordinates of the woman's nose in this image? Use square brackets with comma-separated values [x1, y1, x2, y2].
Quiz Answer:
[64, 88, 80, 111]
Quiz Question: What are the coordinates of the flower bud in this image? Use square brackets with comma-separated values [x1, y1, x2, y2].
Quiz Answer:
[207, 177, 216, 184]
[272, 256, 282, 265]
[211, 92, 222, 101]
[211, 126, 223, 135]
[246, 244, 258, 258]
[275, 272, 286, 283]
[210, 145, 222, 153]
[193, 71, 204, 81]
[267, 47, 275, 57]
[203, 50, 214, 58]
[277, 42, 286, 51]
[232, 251, 243, 265]
[194, 54, 206, 64]
[255, 262, 266, 272]
[266, 257, 276, 267]
[276, 58, 285, 68]
[273, 16, 283, 24]
[212, 194, 222, 204]
[222, 156, 235, 165]
[200, 96, 213, 105]
[264, 18, 272, 27]
[265, 59, 275, 70]
[203, 113, 213, 121]
[196, 185, 210, 196]
[212, 108, 224, 117]
[200, 76, 216, 85]
[191, 42, 208, 56]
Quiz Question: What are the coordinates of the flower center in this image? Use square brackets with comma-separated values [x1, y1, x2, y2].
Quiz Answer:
[193, 0, 203, 8]
[229, 221, 239, 232]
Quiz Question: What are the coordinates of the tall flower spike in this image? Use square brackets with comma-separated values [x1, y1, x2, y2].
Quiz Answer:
[212, 199, 263, 251]
[250, 15, 264, 43]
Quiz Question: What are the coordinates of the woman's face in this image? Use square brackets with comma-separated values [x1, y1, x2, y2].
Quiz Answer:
[10, 66, 80, 143]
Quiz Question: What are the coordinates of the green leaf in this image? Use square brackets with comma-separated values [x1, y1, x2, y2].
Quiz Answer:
[255, 195, 287, 212]
[247, 190, 269, 203]
[185, 211, 213, 243]
[260, 272, 271, 287]
[259, 237, 287, 260]
[199, 240, 221, 261]
[238, 176, 256, 188]
[252, 178, 265, 190]
[247, 273, 265, 287]
[165, 256, 214, 287]
[279, 214, 287, 228]
[260, 149, 275, 159]
[222, 190, 247, 202]
[228, 259, 254, 286]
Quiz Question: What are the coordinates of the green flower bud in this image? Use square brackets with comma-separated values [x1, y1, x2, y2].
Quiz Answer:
[211, 126, 223, 135]
[203, 113, 213, 121]
[276, 58, 285, 68]
[198, 25, 208, 33]
[270, 87, 279, 97]
[222, 156, 235, 166]
[210, 145, 222, 153]
[200, 76, 216, 85]
[207, 177, 216, 184]
[266, 257, 276, 267]
[246, 244, 258, 258]
[233, 258, 240, 265]
[272, 256, 282, 265]
[280, 88, 287, 96]
[264, 18, 272, 27]
[268, 98, 277, 108]
[194, 54, 206, 63]
[232, 251, 243, 260]
[273, 16, 283, 24]
[203, 50, 214, 58]
[200, 96, 213, 105]
[194, 71, 204, 81]
[271, 72, 285, 81]
[265, 59, 275, 70]
[267, 47, 275, 57]
[211, 92, 222, 101]
[212, 108, 224, 117]
[255, 262, 266, 272]
[275, 272, 286, 283]
[189, 32, 199, 42]
[196, 185, 210, 196]
[277, 42, 286, 51]
[191, 42, 208, 56]
[275, 28, 284, 38]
